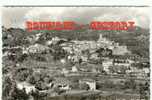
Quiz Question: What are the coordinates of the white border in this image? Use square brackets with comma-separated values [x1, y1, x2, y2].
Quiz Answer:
[0, 0, 151, 6]
[0, 0, 151, 100]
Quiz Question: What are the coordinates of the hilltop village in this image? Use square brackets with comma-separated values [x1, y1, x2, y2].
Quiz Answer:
[2, 27, 150, 100]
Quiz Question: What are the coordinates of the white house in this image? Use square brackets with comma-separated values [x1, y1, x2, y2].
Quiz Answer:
[62, 68, 69, 74]
[102, 59, 113, 73]
[71, 66, 78, 72]
[60, 59, 66, 64]
[113, 46, 130, 55]
[17, 82, 36, 94]
[27, 44, 50, 54]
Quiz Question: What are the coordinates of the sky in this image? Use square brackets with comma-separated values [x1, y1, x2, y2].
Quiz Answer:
[2, 7, 150, 29]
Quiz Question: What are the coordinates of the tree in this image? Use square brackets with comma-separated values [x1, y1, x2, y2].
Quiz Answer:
[15, 69, 33, 82]
[35, 55, 46, 62]
[79, 83, 90, 91]
[139, 84, 148, 100]
[31, 89, 40, 100]
[26, 75, 36, 85]
[52, 45, 66, 61]
[104, 80, 114, 88]
[2, 76, 12, 100]
[124, 79, 136, 90]
[53, 86, 61, 95]
[35, 81, 48, 90]
[17, 88, 29, 100]
[8, 82, 29, 100]
[144, 82, 150, 91]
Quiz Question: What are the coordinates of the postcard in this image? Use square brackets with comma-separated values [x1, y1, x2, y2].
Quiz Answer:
[2, 6, 150, 100]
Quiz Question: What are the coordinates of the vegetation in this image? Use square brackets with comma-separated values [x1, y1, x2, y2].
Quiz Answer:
[3, 26, 149, 58]
[3, 76, 29, 100]
[2, 26, 150, 100]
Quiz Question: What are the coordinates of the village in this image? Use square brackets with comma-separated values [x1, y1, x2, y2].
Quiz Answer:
[2, 28, 150, 100]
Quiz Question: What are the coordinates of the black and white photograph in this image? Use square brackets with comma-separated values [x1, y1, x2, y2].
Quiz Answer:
[2, 7, 150, 100]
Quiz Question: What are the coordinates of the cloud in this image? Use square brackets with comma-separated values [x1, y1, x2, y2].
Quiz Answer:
[2, 7, 32, 28]
[2, 7, 150, 29]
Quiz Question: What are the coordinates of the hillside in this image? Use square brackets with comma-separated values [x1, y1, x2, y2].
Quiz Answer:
[2, 26, 149, 58]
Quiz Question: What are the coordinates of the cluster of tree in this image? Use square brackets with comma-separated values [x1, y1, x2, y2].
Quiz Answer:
[2, 27, 33, 47]
[3, 76, 29, 100]
[124, 79, 136, 90]
[14, 68, 33, 82]
[30, 89, 48, 100]
[27, 71, 53, 90]
[131, 62, 150, 69]
[96, 48, 112, 57]
[79, 83, 90, 91]
[31, 54, 47, 62]
[96, 79, 149, 93]
[102, 27, 149, 58]
[36, 32, 52, 44]
[53, 86, 66, 95]
[109, 65, 127, 74]
[51, 45, 67, 61]
[48, 92, 130, 100]
[139, 82, 150, 100]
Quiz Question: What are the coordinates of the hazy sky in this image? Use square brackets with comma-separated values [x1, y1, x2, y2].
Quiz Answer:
[2, 7, 150, 29]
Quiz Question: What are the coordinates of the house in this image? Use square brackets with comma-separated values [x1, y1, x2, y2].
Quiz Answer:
[62, 68, 69, 74]
[62, 46, 73, 54]
[90, 53, 99, 60]
[110, 65, 128, 74]
[26, 43, 50, 54]
[80, 55, 88, 62]
[114, 61, 130, 67]
[98, 34, 107, 43]
[53, 78, 71, 90]
[51, 37, 60, 44]
[112, 55, 134, 67]
[143, 68, 150, 74]
[126, 67, 149, 78]
[17, 82, 36, 94]
[35, 32, 42, 41]
[112, 46, 130, 55]
[46, 37, 65, 46]
[79, 79, 96, 90]
[60, 59, 66, 64]
[26, 35, 36, 44]
[102, 59, 113, 73]
[46, 40, 53, 46]
[71, 66, 78, 72]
